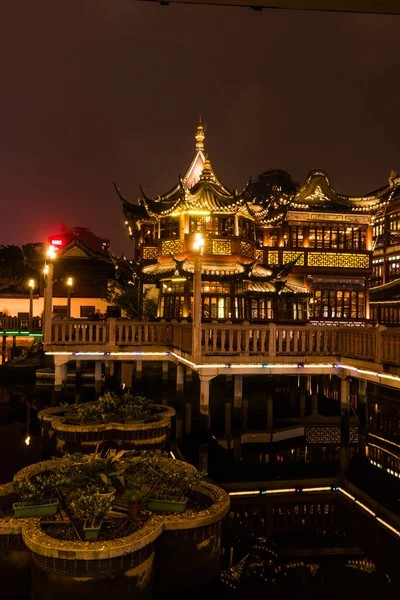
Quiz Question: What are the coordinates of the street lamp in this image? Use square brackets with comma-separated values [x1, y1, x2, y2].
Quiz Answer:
[192, 232, 204, 362]
[28, 279, 35, 332]
[43, 246, 57, 346]
[66, 277, 73, 319]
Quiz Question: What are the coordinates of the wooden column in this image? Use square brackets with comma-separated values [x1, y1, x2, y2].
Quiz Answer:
[185, 402, 192, 435]
[267, 394, 273, 431]
[199, 373, 214, 428]
[300, 390, 306, 418]
[135, 360, 142, 380]
[176, 363, 184, 394]
[340, 376, 350, 473]
[121, 362, 133, 388]
[162, 360, 169, 381]
[1, 336, 6, 364]
[225, 401, 232, 437]
[358, 378, 368, 456]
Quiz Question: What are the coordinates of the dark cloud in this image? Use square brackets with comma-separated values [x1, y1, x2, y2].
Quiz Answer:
[0, 1, 399, 255]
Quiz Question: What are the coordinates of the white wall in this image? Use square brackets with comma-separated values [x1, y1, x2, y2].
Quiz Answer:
[0, 297, 112, 319]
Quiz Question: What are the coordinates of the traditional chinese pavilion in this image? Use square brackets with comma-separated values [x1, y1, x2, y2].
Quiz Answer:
[116, 122, 385, 325]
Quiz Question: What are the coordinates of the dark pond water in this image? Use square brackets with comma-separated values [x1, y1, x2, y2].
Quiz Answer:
[0, 364, 399, 599]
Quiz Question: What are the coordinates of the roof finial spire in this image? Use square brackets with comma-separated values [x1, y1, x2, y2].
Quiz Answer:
[195, 117, 205, 152]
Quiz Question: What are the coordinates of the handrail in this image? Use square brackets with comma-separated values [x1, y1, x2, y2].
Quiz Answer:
[0, 316, 42, 332]
[43, 319, 400, 368]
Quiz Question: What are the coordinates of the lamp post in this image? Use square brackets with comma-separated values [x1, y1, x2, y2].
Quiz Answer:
[43, 246, 56, 347]
[28, 279, 35, 332]
[192, 232, 204, 363]
[66, 277, 73, 319]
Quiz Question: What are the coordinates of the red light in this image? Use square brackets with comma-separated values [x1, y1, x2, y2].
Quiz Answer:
[51, 239, 63, 246]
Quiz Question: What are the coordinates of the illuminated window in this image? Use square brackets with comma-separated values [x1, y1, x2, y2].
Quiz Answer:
[238, 218, 255, 241]
[201, 282, 230, 294]
[160, 218, 179, 239]
[288, 225, 304, 247]
[312, 289, 365, 319]
[162, 281, 185, 293]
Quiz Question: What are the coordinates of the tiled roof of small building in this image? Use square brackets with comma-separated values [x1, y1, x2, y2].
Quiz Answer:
[370, 278, 400, 302]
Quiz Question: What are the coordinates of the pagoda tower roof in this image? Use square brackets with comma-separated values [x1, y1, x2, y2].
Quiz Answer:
[117, 120, 251, 221]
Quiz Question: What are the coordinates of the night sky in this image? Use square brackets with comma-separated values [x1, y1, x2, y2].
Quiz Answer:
[1, 1, 400, 256]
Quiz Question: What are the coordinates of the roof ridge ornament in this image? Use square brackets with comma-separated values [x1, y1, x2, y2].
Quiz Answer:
[199, 155, 215, 182]
[195, 118, 205, 152]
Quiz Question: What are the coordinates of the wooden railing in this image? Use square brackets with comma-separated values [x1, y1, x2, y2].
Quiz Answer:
[46, 319, 400, 368]
[0, 316, 42, 333]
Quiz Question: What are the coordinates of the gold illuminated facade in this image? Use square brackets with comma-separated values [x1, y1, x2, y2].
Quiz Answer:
[116, 123, 394, 325]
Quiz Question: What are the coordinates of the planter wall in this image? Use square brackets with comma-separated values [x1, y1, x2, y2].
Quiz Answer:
[1, 459, 230, 599]
[0, 483, 32, 598]
[31, 544, 155, 600]
[38, 404, 175, 455]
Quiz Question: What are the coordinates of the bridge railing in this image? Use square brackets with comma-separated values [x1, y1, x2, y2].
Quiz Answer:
[52, 320, 109, 344]
[337, 327, 377, 362]
[47, 319, 400, 367]
[200, 323, 340, 356]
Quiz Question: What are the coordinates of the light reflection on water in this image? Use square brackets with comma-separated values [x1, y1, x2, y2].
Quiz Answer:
[0, 365, 345, 484]
[0, 366, 398, 597]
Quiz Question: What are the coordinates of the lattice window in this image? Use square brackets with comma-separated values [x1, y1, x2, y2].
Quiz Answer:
[212, 239, 231, 255]
[349, 426, 359, 443]
[268, 251, 279, 265]
[142, 247, 158, 260]
[306, 427, 341, 444]
[161, 240, 183, 256]
[308, 253, 369, 269]
[240, 241, 254, 259]
[203, 239, 212, 254]
[256, 249, 263, 261]
[283, 251, 304, 266]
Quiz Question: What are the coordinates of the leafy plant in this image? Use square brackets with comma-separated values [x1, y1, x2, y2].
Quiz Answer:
[13, 472, 62, 504]
[66, 449, 126, 492]
[64, 392, 157, 425]
[122, 476, 150, 507]
[124, 451, 203, 502]
[70, 486, 115, 527]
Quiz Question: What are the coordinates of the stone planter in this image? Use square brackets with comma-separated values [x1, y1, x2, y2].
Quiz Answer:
[13, 499, 59, 518]
[38, 404, 175, 455]
[148, 497, 188, 513]
[3, 458, 230, 598]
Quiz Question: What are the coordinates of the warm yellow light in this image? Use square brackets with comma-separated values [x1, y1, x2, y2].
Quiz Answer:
[193, 232, 204, 251]
[28, 279, 35, 289]
[24, 435, 31, 446]
[66, 277, 73, 287]
[46, 246, 57, 260]
[43, 265, 49, 275]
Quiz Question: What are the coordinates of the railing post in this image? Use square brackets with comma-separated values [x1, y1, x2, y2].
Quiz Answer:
[107, 318, 116, 347]
[268, 323, 276, 357]
[374, 325, 386, 364]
